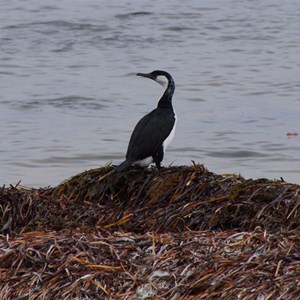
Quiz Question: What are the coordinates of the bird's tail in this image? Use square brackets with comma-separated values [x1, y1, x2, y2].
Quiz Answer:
[115, 159, 133, 172]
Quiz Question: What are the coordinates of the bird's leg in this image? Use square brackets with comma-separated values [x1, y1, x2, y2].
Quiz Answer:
[153, 145, 164, 170]
[155, 161, 162, 170]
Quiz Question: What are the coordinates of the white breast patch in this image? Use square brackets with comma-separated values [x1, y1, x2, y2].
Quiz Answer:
[163, 112, 177, 150]
[134, 156, 153, 167]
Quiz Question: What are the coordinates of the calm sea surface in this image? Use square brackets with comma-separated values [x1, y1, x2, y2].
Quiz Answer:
[1, 0, 300, 187]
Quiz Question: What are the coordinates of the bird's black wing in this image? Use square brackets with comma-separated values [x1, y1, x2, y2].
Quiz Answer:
[126, 108, 175, 160]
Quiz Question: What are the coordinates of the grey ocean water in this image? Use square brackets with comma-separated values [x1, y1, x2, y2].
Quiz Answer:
[1, 0, 300, 187]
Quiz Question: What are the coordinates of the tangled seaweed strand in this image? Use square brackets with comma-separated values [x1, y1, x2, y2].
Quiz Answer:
[1, 165, 300, 234]
[1, 229, 300, 299]
[1, 164, 300, 299]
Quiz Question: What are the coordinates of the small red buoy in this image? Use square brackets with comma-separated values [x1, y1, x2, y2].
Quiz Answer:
[286, 132, 299, 136]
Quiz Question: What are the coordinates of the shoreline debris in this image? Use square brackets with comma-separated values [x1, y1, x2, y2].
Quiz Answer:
[1, 165, 300, 299]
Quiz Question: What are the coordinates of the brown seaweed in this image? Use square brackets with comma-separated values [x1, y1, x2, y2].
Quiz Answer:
[0, 165, 300, 299]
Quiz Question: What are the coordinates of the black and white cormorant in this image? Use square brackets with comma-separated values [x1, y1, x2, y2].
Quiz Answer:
[116, 70, 176, 172]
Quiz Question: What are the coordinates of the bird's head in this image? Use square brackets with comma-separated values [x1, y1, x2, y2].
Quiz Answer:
[136, 70, 174, 89]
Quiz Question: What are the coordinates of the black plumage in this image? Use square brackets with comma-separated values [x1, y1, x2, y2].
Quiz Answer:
[116, 70, 176, 172]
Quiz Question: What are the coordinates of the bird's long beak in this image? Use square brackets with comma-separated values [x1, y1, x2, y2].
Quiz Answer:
[136, 73, 154, 80]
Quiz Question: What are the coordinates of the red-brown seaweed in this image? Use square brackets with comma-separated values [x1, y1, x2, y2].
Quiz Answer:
[1, 165, 300, 299]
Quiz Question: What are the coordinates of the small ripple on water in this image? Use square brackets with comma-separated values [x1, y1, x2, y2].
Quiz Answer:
[11, 96, 108, 111]
[115, 12, 153, 19]
[207, 150, 268, 158]
[2, 21, 109, 32]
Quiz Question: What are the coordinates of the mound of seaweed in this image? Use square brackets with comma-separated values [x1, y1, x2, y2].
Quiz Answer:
[1, 165, 300, 299]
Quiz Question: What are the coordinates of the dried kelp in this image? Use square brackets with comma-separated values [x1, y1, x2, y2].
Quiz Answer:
[1, 165, 299, 235]
[1, 229, 300, 299]
[1, 165, 300, 299]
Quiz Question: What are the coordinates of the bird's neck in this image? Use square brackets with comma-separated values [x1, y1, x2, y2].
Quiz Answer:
[157, 80, 175, 109]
